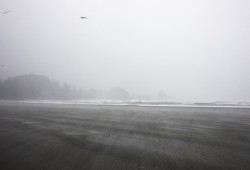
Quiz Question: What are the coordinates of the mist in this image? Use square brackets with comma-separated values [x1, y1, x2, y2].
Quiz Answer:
[1, 0, 250, 101]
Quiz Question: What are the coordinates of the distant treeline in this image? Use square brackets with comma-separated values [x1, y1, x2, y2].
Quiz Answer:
[0, 74, 131, 100]
[0, 74, 83, 100]
[0, 74, 171, 101]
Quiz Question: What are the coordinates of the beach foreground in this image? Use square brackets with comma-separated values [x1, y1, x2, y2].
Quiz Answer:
[0, 101, 250, 170]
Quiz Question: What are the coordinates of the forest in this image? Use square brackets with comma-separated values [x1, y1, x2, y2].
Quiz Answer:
[0, 74, 83, 100]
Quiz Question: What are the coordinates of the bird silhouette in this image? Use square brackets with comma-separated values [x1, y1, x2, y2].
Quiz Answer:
[3, 11, 11, 14]
[80, 17, 87, 19]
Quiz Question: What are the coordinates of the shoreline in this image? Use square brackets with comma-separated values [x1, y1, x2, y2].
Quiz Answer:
[1, 99, 250, 109]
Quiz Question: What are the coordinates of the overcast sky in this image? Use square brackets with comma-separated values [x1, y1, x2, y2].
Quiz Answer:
[0, 0, 250, 101]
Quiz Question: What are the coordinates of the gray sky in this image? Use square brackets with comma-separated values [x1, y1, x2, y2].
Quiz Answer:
[0, 0, 250, 101]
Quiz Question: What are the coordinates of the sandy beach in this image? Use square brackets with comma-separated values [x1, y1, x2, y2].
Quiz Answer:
[0, 101, 250, 170]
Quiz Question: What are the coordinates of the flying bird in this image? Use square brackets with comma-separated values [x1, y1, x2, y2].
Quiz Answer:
[80, 17, 87, 19]
[3, 11, 11, 14]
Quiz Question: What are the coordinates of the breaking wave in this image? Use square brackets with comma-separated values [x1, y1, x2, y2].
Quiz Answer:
[6, 99, 250, 108]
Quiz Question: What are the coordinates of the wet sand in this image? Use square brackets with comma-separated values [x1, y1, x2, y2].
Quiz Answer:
[0, 101, 250, 170]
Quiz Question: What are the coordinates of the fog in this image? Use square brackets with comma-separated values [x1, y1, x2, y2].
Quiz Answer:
[0, 0, 250, 101]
